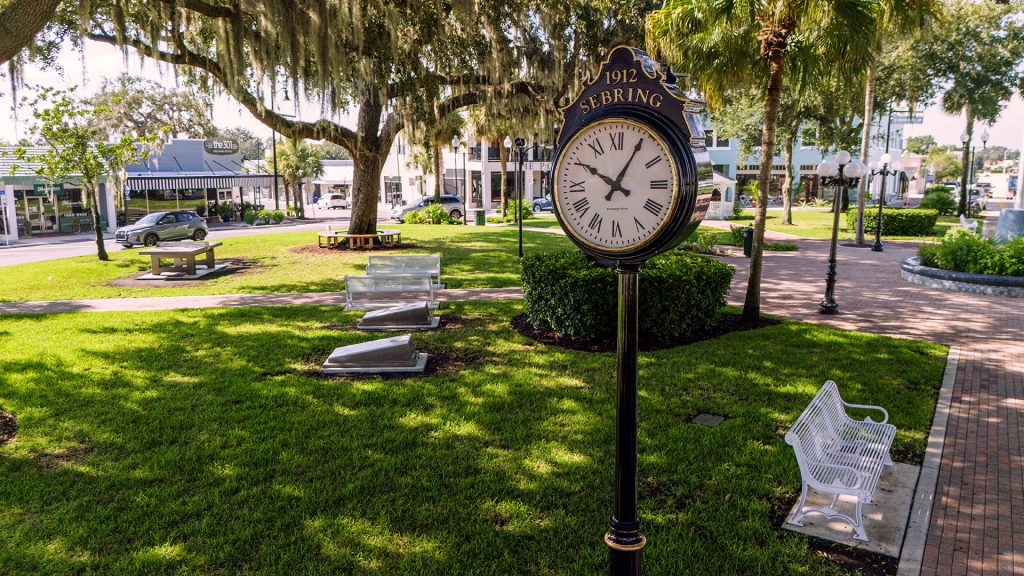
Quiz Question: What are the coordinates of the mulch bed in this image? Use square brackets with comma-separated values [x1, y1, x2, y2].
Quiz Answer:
[511, 313, 780, 353]
[0, 410, 17, 445]
[107, 257, 260, 288]
[289, 243, 420, 255]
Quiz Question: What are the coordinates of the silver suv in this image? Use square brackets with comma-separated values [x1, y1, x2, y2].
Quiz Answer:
[391, 195, 464, 222]
[115, 211, 209, 247]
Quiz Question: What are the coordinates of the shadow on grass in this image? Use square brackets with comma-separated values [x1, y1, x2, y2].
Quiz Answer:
[0, 303, 944, 575]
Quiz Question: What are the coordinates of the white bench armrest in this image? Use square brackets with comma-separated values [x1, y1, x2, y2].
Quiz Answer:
[841, 400, 889, 424]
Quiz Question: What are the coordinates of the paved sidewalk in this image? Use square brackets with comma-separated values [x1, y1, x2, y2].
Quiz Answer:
[722, 240, 1023, 576]
[0, 287, 523, 315]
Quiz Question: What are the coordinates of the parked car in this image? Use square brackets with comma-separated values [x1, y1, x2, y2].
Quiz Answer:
[115, 210, 209, 247]
[316, 193, 349, 210]
[532, 196, 553, 212]
[391, 195, 464, 222]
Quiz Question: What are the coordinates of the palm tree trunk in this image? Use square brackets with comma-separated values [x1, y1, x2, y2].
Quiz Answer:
[958, 106, 974, 216]
[499, 140, 509, 217]
[89, 184, 109, 261]
[855, 64, 875, 245]
[782, 133, 795, 225]
[743, 47, 787, 321]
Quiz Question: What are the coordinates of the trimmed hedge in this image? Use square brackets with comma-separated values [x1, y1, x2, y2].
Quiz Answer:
[846, 208, 938, 236]
[521, 250, 734, 342]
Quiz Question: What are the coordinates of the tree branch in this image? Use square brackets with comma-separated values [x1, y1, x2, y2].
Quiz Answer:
[87, 32, 359, 150]
[160, 0, 234, 19]
[0, 0, 62, 65]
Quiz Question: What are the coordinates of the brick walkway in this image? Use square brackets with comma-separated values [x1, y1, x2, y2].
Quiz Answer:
[723, 239, 1024, 576]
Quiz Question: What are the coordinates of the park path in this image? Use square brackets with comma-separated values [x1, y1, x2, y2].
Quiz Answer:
[0, 287, 523, 314]
[722, 239, 1024, 576]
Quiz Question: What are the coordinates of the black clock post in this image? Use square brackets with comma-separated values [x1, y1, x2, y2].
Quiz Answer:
[549, 46, 712, 576]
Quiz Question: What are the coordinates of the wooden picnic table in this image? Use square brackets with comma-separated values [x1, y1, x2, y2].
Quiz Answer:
[318, 229, 402, 249]
[139, 241, 223, 276]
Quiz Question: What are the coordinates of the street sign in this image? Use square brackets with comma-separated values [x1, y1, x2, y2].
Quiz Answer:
[890, 113, 923, 125]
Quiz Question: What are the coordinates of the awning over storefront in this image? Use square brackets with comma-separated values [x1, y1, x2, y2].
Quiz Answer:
[125, 173, 281, 191]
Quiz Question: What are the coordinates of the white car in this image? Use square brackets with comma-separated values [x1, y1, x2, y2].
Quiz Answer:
[317, 193, 349, 210]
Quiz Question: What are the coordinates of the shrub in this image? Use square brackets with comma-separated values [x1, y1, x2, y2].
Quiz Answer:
[846, 208, 938, 236]
[271, 210, 285, 224]
[506, 200, 534, 221]
[257, 209, 273, 225]
[419, 203, 453, 224]
[683, 231, 716, 254]
[985, 237, 1024, 277]
[916, 228, 997, 274]
[729, 225, 751, 246]
[243, 210, 258, 226]
[521, 250, 734, 342]
[405, 210, 426, 224]
[924, 185, 954, 196]
[919, 191, 957, 215]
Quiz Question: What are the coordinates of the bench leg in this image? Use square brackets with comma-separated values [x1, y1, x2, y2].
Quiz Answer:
[852, 500, 868, 542]
[205, 250, 215, 270]
[788, 482, 811, 527]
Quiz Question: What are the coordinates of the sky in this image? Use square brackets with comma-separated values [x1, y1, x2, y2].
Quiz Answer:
[1, 40, 1021, 152]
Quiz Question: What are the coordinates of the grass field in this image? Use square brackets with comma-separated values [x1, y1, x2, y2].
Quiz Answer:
[0, 225, 572, 302]
[0, 301, 946, 575]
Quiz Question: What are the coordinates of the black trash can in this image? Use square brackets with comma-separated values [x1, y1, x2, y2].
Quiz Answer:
[474, 209, 486, 226]
[742, 227, 753, 258]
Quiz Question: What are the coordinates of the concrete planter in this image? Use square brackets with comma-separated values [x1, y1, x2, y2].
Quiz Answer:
[900, 257, 1024, 298]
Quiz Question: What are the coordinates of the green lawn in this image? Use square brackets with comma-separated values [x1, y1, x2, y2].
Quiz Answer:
[731, 209, 958, 240]
[0, 302, 946, 574]
[0, 226, 572, 302]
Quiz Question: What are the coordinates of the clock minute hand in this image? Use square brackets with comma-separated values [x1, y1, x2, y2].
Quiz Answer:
[603, 139, 643, 201]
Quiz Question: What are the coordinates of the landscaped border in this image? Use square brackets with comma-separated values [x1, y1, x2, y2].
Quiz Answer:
[900, 257, 1024, 297]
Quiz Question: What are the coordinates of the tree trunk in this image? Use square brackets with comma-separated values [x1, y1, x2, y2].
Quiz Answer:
[499, 140, 508, 217]
[349, 153, 385, 235]
[743, 46, 787, 321]
[294, 182, 304, 218]
[89, 184, 109, 261]
[958, 106, 974, 216]
[782, 133, 795, 225]
[433, 144, 443, 201]
[0, 0, 62, 65]
[855, 65, 875, 245]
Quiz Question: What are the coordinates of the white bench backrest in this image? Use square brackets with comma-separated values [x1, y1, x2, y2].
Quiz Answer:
[785, 381, 849, 467]
[346, 274, 433, 293]
[366, 255, 441, 276]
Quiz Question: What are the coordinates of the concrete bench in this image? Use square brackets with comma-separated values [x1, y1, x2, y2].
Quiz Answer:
[366, 254, 441, 289]
[139, 241, 223, 277]
[344, 273, 436, 311]
[784, 380, 896, 542]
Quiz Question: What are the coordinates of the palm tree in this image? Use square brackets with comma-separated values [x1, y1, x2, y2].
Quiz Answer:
[852, 0, 937, 244]
[429, 112, 466, 202]
[649, 0, 880, 320]
[469, 107, 513, 216]
[274, 138, 325, 217]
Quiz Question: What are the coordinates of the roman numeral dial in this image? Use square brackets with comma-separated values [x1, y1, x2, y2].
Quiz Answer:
[554, 117, 678, 252]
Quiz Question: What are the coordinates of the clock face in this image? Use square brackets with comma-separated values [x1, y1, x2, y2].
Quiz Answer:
[553, 117, 679, 252]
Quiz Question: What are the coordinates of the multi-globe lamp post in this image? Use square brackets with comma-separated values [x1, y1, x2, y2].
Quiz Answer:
[817, 150, 867, 314]
[867, 153, 902, 252]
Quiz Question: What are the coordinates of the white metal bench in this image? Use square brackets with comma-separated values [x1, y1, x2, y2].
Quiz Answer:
[367, 254, 442, 289]
[784, 380, 896, 542]
[959, 214, 978, 234]
[344, 273, 436, 311]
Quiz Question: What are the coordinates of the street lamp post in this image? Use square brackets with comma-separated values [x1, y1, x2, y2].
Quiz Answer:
[959, 129, 989, 215]
[869, 152, 902, 252]
[451, 136, 468, 225]
[817, 150, 866, 314]
[505, 137, 551, 259]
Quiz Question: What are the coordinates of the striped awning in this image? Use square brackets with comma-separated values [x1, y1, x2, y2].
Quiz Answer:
[126, 174, 282, 191]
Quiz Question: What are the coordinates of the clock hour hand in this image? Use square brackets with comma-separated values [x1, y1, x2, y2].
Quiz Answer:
[572, 161, 618, 188]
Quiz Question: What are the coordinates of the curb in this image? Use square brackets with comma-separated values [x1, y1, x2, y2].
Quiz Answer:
[897, 346, 960, 575]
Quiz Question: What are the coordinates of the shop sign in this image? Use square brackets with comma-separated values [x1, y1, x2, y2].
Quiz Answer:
[204, 138, 240, 155]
